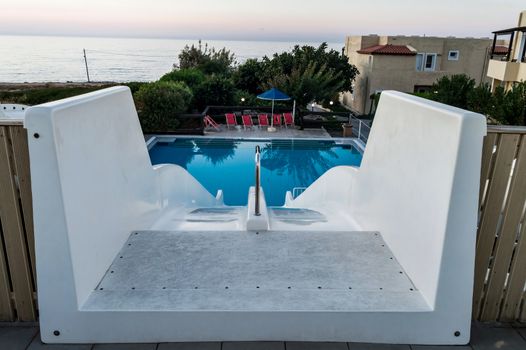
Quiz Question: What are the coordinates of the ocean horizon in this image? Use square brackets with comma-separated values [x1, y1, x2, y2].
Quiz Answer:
[0, 35, 342, 83]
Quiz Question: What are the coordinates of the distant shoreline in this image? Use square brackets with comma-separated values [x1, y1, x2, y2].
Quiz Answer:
[0, 82, 127, 92]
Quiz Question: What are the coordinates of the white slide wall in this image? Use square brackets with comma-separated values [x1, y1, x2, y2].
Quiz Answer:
[291, 91, 486, 342]
[25, 88, 486, 344]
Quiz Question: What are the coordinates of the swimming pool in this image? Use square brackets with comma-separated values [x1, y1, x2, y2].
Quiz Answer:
[148, 138, 363, 206]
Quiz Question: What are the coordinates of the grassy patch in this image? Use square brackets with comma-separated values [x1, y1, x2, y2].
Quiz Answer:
[0, 82, 147, 106]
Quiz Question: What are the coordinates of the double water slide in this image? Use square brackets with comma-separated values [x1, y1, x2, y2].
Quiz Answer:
[24, 86, 486, 344]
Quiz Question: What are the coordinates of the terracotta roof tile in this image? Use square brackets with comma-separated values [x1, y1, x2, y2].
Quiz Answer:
[493, 45, 509, 54]
[357, 44, 416, 56]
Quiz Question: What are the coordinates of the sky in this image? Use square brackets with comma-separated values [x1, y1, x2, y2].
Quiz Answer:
[0, 0, 524, 42]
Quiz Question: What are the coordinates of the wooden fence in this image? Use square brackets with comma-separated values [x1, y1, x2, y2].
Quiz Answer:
[473, 125, 526, 322]
[0, 121, 525, 323]
[0, 122, 37, 322]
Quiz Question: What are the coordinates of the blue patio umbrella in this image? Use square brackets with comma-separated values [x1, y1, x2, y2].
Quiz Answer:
[257, 88, 291, 130]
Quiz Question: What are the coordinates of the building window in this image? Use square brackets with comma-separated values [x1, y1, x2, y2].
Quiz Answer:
[416, 53, 437, 71]
[416, 53, 424, 71]
[424, 53, 437, 71]
[448, 50, 459, 61]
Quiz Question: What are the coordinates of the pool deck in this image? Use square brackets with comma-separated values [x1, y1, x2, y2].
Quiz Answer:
[204, 126, 332, 139]
[1, 322, 525, 349]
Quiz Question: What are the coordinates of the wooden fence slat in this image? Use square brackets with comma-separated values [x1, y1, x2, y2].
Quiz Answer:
[8, 126, 36, 284]
[480, 136, 526, 320]
[501, 213, 526, 320]
[0, 140, 15, 319]
[473, 134, 520, 319]
[479, 133, 498, 207]
[0, 127, 36, 321]
[0, 221, 14, 321]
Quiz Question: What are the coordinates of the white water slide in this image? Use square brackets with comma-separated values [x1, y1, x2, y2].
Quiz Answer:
[24, 87, 486, 344]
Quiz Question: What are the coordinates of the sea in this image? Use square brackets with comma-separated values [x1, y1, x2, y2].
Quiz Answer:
[0, 35, 342, 83]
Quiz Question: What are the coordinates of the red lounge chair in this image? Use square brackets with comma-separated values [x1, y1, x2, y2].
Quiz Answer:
[283, 112, 294, 128]
[258, 114, 269, 128]
[273, 114, 283, 127]
[204, 115, 220, 131]
[242, 115, 254, 130]
[225, 113, 237, 129]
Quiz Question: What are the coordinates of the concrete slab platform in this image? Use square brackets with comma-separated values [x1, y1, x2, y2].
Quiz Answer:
[0, 326, 38, 350]
[93, 344, 157, 350]
[286, 342, 348, 350]
[157, 343, 221, 350]
[222, 341, 284, 350]
[471, 323, 526, 350]
[27, 334, 92, 349]
[348, 344, 410, 350]
[84, 230, 427, 313]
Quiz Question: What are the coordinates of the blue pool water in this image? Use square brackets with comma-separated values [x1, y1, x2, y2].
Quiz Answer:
[148, 138, 363, 206]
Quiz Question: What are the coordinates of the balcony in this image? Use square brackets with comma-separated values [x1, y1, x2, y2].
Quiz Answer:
[487, 59, 525, 82]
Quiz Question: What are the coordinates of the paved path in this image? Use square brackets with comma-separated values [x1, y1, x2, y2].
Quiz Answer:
[0, 323, 525, 350]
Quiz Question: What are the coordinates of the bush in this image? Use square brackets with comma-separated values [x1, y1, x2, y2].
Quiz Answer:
[233, 59, 265, 95]
[134, 81, 193, 132]
[0, 85, 113, 105]
[489, 83, 526, 125]
[467, 83, 493, 115]
[260, 43, 359, 107]
[193, 75, 236, 110]
[430, 74, 476, 109]
[177, 41, 236, 76]
[416, 75, 526, 126]
[159, 68, 206, 91]
[124, 82, 148, 94]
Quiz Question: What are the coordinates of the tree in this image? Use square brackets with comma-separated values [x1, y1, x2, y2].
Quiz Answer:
[467, 83, 493, 115]
[259, 43, 358, 107]
[134, 81, 193, 132]
[489, 82, 526, 125]
[264, 61, 344, 107]
[233, 58, 265, 95]
[417, 75, 526, 126]
[159, 68, 206, 91]
[430, 74, 476, 109]
[193, 75, 236, 110]
[177, 41, 236, 75]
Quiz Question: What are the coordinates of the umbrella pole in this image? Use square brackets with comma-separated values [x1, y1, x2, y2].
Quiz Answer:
[292, 99, 296, 125]
[268, 99, 276, 132]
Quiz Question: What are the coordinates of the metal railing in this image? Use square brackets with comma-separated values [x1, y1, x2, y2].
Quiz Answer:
[255, 145, 261, 216]
[292, 187, 307, 199]
[349, 115, 371, 143]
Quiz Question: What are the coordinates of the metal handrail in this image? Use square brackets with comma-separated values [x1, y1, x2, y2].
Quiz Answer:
[292, 187, 307, 199]
[255, 145, 261, 216]
[487, 125, 526, 134]
[349, 114, 371, 143]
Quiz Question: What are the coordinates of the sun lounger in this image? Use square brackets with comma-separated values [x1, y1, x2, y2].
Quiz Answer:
[273, 114, 282, 127]
[258, 114, 269, 128]
[204, 115, 220, 131]
[242, 115, 254, 130]
[225, 113, 237, 129]
[283, 112, 294, 128]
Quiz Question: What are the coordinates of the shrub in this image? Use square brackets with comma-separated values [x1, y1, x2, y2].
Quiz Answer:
[467, 83, 493, 115]
[177, 41, 236, 76]
[159, 68, 206, 91]
[430, 74, 476, 109]
[124, 82, 148, 94]
[260, 43, 359, 106]
[233, 59, 265, 95]
[193, 75, 235, 110]
[134, 81, 193, 132]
